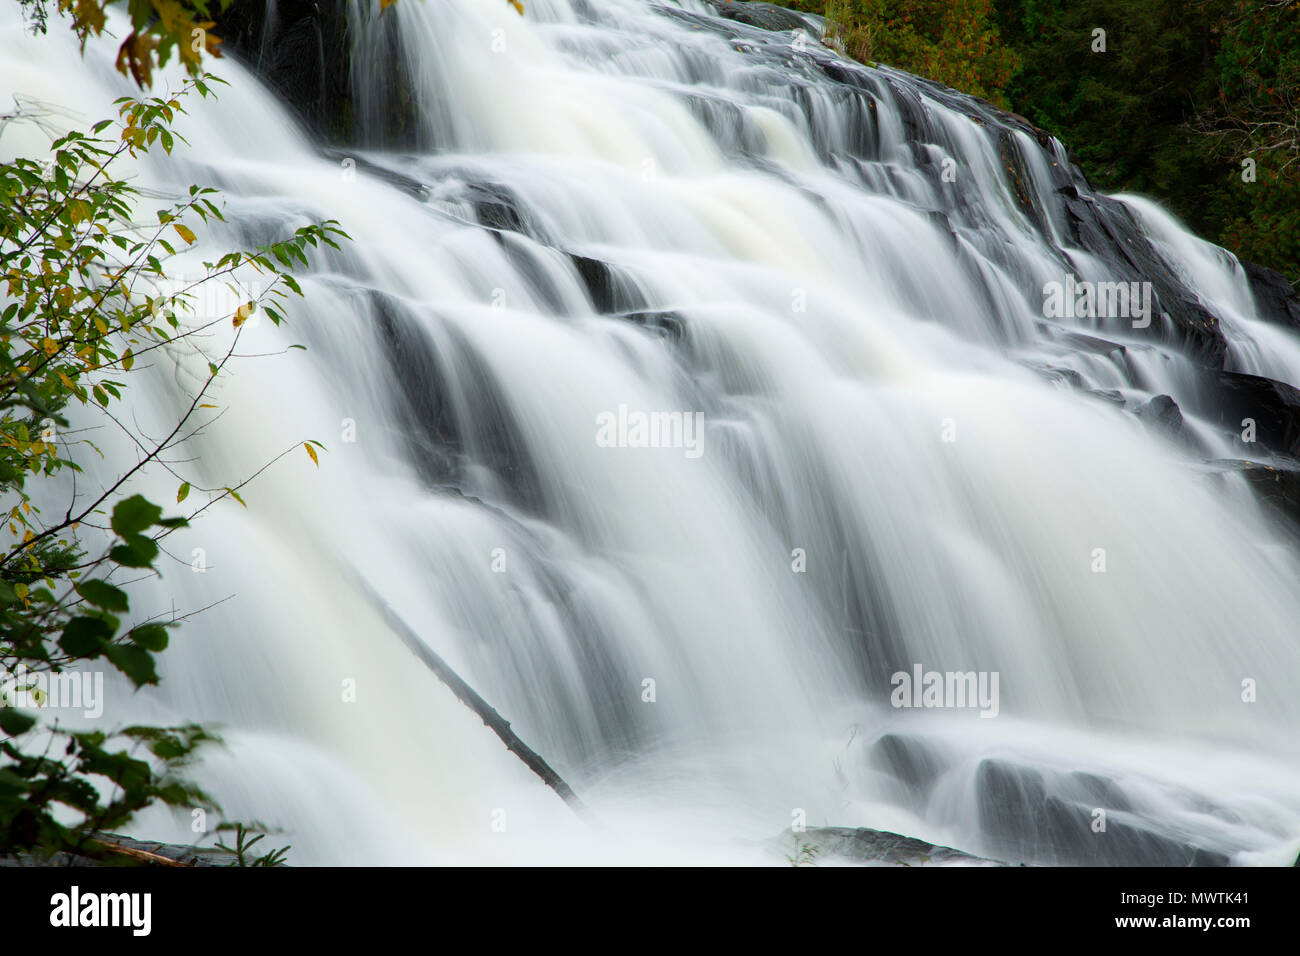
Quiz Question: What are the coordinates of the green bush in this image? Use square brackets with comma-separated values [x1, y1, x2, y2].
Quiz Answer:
[0, 3, 344, 860]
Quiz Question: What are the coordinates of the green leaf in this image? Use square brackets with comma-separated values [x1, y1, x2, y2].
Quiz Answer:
[177, 482, 190, 503]
[0, 709, 37, 737]
[59, 615, 114, 657]
[109, 534, 159, 568]
[129, 623, 169, 652]
[111, 494, 163, 536]
[105, 643, 159, 687]
[75, 579, 130, 612]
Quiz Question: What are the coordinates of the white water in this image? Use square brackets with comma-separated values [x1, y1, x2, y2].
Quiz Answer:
[3, 0, 1300, 865]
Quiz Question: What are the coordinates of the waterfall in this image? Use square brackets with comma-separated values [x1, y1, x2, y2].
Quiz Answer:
[3, 0, 1300, 865]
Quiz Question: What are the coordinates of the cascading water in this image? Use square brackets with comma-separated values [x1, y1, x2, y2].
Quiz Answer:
[4, 0, 1300, 865]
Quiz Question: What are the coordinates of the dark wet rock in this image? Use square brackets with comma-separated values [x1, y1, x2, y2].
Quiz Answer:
[1132, 394, 1187, 442]
[833, 54, 1232, 370]
[370, 292, 463, 488]
[1067, 770, 1135, 813]
[217, 0, 352, 143]
[869, 733, 948, 800]
[420, 173, 553, 245]
[1189, 370, 1300, 461]
[1235, 463, 1300, 527]
[779, 826, 1004, 866]
[997, 129, 1045, 236]
[0, 833, 233, 867]
[886, 78, 932, 155]
[1062, 199, 1230, 367]
[817, 56, 873, 90]
[1206, 459, 1300, 529]
[320, 149, 429, 199]
[461, 180, 538, 239]
[218, 0, 424, 148]
[370, 293, 548, 514]
[1056, 329, 1128, 358]
[1088, 388, 1126, 406]
[1242, 260, 1300, 331]
[974, 758, 1230, 867]
[676, 90, 768, 157]
[867, 733, 1234, 866]
[1031, 363, 1084, 390]
[474, 198, 527, 235]
[700, 0, 821, 35]
[616, 310, 688, 342]
[570, 254, 648, 314]
[1151, 294, 1228, 370]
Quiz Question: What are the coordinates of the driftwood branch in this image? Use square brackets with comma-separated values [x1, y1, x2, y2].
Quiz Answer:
[355, 577, 593, 822]
[91, 839, 193, 867]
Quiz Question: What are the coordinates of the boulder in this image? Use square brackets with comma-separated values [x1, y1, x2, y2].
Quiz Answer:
[0, 833, 234, 867]
[1242, 260, 1300, 331]
[974, 758, 1230, 866]
[700, 0, 821, 36]
[779, 826, 1004, 866]
[1190, 370, 1300, 461]
[1206, 459, 1300, 529]
[1131, 393, 1187, 444]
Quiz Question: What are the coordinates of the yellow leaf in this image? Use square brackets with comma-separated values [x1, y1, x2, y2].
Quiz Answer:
[74, 0, 106, 36]
[121, 348, 134, 371]
[304, 442, 319, 467]
[507, 0, 524, 14]
[233, 301, 256, 328]
[173, 223, 196, 245]
[41, 337, 58, 355]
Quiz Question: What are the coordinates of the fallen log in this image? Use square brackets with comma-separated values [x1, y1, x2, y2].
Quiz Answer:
[355, 576, 593, 822]
[91, 839, 194, 867]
